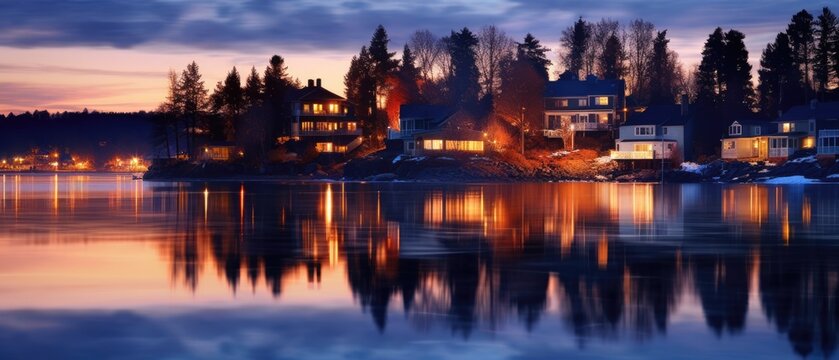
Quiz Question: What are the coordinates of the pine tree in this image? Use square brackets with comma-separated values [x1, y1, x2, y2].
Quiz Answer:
[721, 30, 755, 116]
[758, 33, 801, 117]
[815, 7, 838, 98]
[694, 28, 729, 155]
[447, 27, 481, 108]
[263, 55, 293, 136]
[516, 33, 552, 81]
[597, 34, 626, 80]
[787, 10, 815, 100]
[560, 17, 590, 78]
[648, 31, 675, 104]
[178, 61, 209, 154]
[345, 46, 378, 136]
[398, 44, 421, 100]
[243, 67, 263, 109]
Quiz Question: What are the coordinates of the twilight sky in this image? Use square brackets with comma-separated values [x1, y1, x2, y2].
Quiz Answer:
[0, 0, 832, 114]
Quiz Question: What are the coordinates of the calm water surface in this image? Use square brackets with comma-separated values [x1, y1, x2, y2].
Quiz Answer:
[1, 174, 839, 359]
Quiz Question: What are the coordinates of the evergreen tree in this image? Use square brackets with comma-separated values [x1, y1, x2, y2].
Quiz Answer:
[694, 28, 729, 155]
[178, 61, 209, 154]
[815, 7, 838, 98]
[447, 27, 481, 108]
[758, 33, 802, 117]
[243, 67, 263, 109]
[398, 44, 421, 101]
[345, 46, 378, 137]
[648, 31, 675, 104]
[366, 25, 399, 140]
[787, 10, 815, 100]
[721, 30, 755, 117]
[597, 34, 626, 80]
[263, 55, 293, 136]
[560, 17, 590, 78]
[516, 33, 552, 81]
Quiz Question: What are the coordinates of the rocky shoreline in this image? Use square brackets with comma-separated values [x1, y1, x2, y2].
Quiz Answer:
[143, 150, 839, 184]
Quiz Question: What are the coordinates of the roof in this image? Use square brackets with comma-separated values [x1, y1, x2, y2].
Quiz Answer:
[399, 104, 456, 126]
[544, 78, 624, 98]
[778, 101, 839, 122]
[288, 85, 346, 102]
[623, 104, 690, 126]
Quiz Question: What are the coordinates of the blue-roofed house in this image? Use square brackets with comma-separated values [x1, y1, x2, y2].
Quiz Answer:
[773, 101, 839, 157]
[543, 75, 625, 139]
[720, 119, 774, 161]
[394, 104, 486, 155]
[611, 100, 693, 162]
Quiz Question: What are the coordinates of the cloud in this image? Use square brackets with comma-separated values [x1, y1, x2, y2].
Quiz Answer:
[0, 63, 166, 78]
[0, 82, 155, 113]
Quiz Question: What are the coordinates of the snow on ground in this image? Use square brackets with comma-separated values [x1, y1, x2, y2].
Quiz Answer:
[392, 155, 405, 164]
[828, 174, 839, 179]
[789, 155, 817, 163]
[763, 176, 819, 184]
[595, 156, 612, 165]
[549, 150, 579, 158]
[680, 162, 706, 174]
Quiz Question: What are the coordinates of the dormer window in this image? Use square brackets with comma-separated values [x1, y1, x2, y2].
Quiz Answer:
[782, 122, 792, 133]
[595, 96, 609, 106]
[754, 126, 761, 135]
[578, 99, 588, 107]
[558, 99, 568, 107]
[729, 123, 742, 136]
[634, 126, 655, 136]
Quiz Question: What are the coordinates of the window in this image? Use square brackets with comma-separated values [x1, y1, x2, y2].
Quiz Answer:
[445, 140, 484, 152]
[547, 115, 559, 128]
[328, 103, 339, 114]
[558, 99, 569, 108]
[634, 143, 653, 151]
[663, 127, 668, 135]
[347, 122, 357, 132]
[315, 142, 334, 152]
[729, 124, 742, 136]
[754, 127, 761, 135]
[782, 122, 792, 133]
[598, 113, 609, 123]
[301, 122, 314, 131]
[578, 99, 588, 107]
[724, 141, 736, 150]
[303, 104, 311, 113]
[595, 96, 609, 106]
[313, 103, 323, 114]
[803, 137, 815, 148]
[423, 139, 443, 150]
[634, 126, 655, 136]
[407, 141, 415, 150]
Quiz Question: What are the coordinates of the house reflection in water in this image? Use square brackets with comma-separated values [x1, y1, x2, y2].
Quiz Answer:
[8, 177, 839, 357]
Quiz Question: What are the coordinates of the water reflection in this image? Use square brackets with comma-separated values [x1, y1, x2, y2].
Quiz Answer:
[3, 176, 839, 358]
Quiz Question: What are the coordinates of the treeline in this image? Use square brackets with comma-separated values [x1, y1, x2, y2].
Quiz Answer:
[152, 56, 299, 162]
[0, 110, 153, 163]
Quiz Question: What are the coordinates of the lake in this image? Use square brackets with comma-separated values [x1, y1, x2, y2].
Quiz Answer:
[1, 174, 838, 359]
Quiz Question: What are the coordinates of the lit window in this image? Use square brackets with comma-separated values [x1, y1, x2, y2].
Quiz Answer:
[313, 103, 323, 114]
[423, 139, 443, 150]
[558, 99, 568, 107]
[782, 122, 792, 132]
[724, 141, 735, 150]
[328, 103, 339, 114]
[803, 137, 815, 148]
[347, 122, 357, 132]
[579, 99, 588, 106]
[634, 143, 653, 151]
[303, 104, 311, 113]
[315, 142, 334, 152]
[595, 96, 609, 106]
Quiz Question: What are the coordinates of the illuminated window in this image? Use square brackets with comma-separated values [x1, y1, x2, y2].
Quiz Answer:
[313, 103, 323, 114]
[595, 96, 609, 106]
[444, 140, 484, 152]
[803, 137, 815, 148]
[598, 113, 609, 123]
[301, 122, 314, 131]
[335, 145, 348, 153]
[315, 142, 334, 152]
[782, 122, 792, 133]
[578, 99, 588, 106]
[634, 143, 653, 151]
[347, 122, 357, 132]
[724, 141, 736, 150]
[558, 99, 569, 107]
[303, 104, 311, 113]
[634, 126, 655, 136]
[328, 103, 339, 114]
[423, 139, 443, 150]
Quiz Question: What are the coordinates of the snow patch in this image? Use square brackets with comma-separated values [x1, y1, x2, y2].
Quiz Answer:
[595, 156, 612, 165]
[550, 150, 579, 158]
[595, 175, 608, 181]
[763, 176, 818, 184]
[392, 155, 405, 164]
[680, 162, 706, 174]
[827, 174, 839, 179]
[789, 155, 817, 163]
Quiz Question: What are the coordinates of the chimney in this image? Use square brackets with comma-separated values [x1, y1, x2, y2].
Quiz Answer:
[811, 99, 818, 110]
[307, 79, 314, 87]
[680, 94, 689, 116]
[316, 78, 322, 87]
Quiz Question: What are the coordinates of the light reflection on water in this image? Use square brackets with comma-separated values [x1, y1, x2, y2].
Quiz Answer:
[1, 174, 839, 359]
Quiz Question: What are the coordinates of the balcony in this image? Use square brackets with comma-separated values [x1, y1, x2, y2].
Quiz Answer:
[610, 150, 654, 160]
[299, 128, 362, 137]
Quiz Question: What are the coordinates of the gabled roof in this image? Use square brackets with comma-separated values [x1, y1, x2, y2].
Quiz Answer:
[399, 104, 456, 127]
[724, 119, 775, 138]
[288, 85, 346, 102]
[544, 78, 624, 98]
[622, 104, 691, 127]
[778, 101, 839, 122]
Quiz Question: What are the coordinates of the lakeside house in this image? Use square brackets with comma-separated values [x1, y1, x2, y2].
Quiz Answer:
[542, 75, 625, 139]
[611, 99, 693, 163]
[394, 104, 485, 156]
[721, 101, 839, 161]
[199, 142, 243, 162]
[288, 79, 363, 154]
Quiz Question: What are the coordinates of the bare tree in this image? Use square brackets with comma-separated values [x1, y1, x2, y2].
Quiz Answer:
[591, 19, 620, 76]
[626, 19, 655, 99]
[476, 25, 515, 98]
[409, 30, 442, 81]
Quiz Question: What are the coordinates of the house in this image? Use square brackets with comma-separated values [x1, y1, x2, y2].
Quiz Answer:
[782, 101, 839, 157]
[720, 119, 773, 161]
[199, 142, 242, 161]
[543, 75, 625, 139]
[395, 104, 485, 156]
[287, 79, 363, 154]
[611, 100, 693, 162]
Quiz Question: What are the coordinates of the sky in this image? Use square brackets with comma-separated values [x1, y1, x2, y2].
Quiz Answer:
[0, 0, 833, 114]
